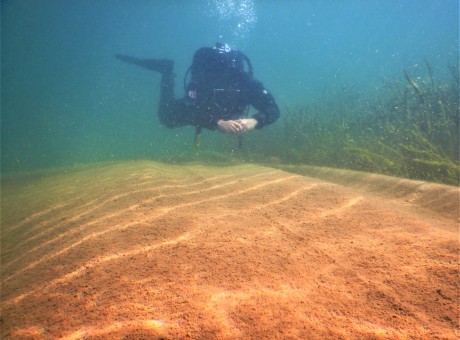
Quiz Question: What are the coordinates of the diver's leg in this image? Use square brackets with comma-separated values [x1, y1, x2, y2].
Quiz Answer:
[115, 54, 193, 127]
[158, 73, 198, 128]
[158, 73, 179, 127]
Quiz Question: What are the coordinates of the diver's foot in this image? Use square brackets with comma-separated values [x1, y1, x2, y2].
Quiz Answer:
[115, 54, 174, 75]
[137, 59, 174, 75]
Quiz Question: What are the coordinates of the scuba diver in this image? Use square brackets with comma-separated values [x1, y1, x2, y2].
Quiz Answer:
[115, 43, 280, 140]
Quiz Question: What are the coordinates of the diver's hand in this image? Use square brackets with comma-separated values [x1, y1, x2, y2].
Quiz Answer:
[217, 119, 244, 134]
[237, 118, 258, 132]
[217, 118, 258, 134]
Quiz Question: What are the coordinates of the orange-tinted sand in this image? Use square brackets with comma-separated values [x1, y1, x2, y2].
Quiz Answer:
[1, 161, 458, 339]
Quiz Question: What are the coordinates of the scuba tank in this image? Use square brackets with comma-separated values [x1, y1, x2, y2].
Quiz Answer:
[184, 43, 253, 94]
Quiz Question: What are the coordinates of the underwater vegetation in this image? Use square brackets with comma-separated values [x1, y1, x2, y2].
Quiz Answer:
[255, 62, 459, 185]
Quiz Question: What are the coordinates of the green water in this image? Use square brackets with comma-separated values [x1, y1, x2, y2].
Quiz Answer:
[1, 1, 459, 185]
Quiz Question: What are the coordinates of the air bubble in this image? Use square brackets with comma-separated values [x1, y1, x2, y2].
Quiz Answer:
[206, 0, 257, 48]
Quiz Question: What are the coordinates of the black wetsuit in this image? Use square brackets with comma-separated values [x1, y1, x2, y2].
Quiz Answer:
[158, 47, 280, 130]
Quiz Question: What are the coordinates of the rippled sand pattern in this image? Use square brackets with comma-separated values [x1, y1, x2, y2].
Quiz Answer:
[1, 161, 458, 339]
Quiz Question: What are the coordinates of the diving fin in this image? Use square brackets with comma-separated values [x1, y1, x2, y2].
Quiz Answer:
[115, 54, 174, 75]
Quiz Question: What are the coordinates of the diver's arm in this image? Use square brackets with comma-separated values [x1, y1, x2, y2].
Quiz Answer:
[248, 80, 280, 128]
[217, 79, 279, 134]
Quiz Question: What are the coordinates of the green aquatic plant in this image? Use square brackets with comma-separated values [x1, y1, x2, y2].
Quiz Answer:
[247, 62, 459, 185]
